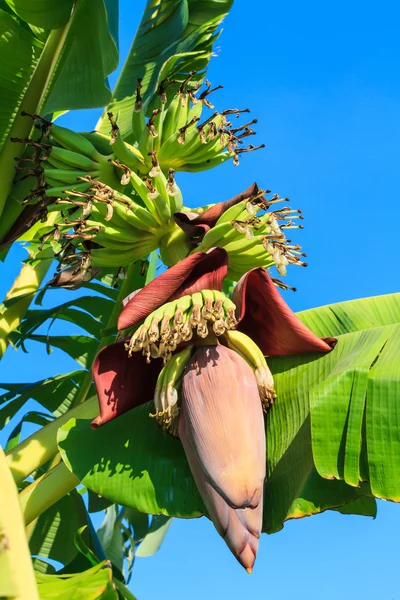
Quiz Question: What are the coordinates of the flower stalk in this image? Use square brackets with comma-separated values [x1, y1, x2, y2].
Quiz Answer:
[19, 461, 79, 526]
[0, 447, 39, 599]
[6, 396, 98, 485]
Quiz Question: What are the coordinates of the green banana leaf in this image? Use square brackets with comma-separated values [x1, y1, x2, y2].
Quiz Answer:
[97, 0, 234, 139]
[0, 10, 42, 151]
[0, 0, 118, 233]
[5, 0, 75, 29]
[36, 561, 117, 600]
[58, 293, 399, 532]
[30, 490, 93, 574]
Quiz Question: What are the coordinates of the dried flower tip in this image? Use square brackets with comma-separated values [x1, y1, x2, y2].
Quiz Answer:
[246, 201, 258, 217]
[166, 168, 178, 196]
[224, 307, 238, 329]
[107, 112, 119, 144]
[147, 108, 162, 138]
[213, 318, 226, 336]
[148, 151, 161, 177]
[197, 318, 209, 338]
[255, 365, 276, 412]
[180, 320, 194, 342]
[271, 277, 297, 292]
[148, 318, 161, 343]
[232, 220, 247, 235]
[189, 304, 202, 327]
[160, 313, 172, 341]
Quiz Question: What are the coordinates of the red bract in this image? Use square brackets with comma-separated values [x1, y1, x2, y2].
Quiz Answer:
[91, 248, 336, 570]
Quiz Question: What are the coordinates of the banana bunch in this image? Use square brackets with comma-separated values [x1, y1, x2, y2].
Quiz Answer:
[43, 176, 193, 268]
[123, 290, 238, 364]
[126, 76, 265, 174]
[225, 329, 276, 410]
[14, 119, 198, 269]
[196, 190, 307, 284]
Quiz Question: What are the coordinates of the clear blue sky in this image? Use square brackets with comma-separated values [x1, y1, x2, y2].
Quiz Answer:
[1, 1, 400, 598]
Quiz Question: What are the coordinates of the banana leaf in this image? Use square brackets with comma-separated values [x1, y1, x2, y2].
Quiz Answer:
[0, 0, 118, 234]
[36, 561, 117, 600]
[97, 0, 234, 139]
[58, 293, 400, 532]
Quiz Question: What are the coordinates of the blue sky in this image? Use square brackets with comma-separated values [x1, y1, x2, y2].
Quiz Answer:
[1, 1, 400, 598]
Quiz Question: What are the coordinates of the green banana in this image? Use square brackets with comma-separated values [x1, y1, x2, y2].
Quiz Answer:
[48, 146, 100, 171]
[90, 242, 155, 267]
[89, 203, 133, 231]
[129, 171, 162, 224]
[45, 182, 92, 198]
[111, 134, 145, 171]
[131, 107, 146, 145]
[161, 93, 181, 144]
[215, 201, 249, 225]
[85, 220, 152, 244]
[179, 153, 232, 173]
[79, 131, 113, 156]
[111, 197, 160, 232]
[43, 168, 100, 185]
[51, 124, 105, 162]
[159, 226, 193, 267]
[197, 221, 234, 250]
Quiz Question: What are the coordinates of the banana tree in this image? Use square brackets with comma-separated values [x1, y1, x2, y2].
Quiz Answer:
[1, 0, 399, 597]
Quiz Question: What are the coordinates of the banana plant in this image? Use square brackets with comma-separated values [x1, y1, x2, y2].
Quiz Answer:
[1, 0, 400, 594]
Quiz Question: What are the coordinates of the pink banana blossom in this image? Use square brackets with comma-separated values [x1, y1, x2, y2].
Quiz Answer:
[91, 248, 335, 571]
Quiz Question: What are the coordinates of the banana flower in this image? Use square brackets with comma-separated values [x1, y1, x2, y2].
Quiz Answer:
[91, 248, 335, 571]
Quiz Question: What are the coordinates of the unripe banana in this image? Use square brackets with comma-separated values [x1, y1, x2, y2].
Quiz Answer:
[150, 170, 172, 222]
[111, 134, 145, 170]
[197, 221, 233, 250]
[49, 146, 100, 171]
[85, 220, 153, 244]
[89, 203, 133, 231]
[79, 131, 113, 156]
[191, 292, 203, 310]
[51, 124, 105, 162]
[159, 226, 193, 267]
[131, 107, 146, 145]
[215, 201, 248, 225]
[111, 196, 160, 232]
[45, 182, 92, 198]
[129, 172, 162, 224]
[179, 153, 232, 173]
[222, 237, 259, 254]
[43, 168, 100, 185]
[90, 241, 157, 267]
[161, 93, 181, 144]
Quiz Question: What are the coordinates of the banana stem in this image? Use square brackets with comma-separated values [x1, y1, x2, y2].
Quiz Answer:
[6, 397, 98, 485]
[0, 247, 53, 358]
[0, 13, 76, 220]
[0, 447, 39, 599]
[19, 461, 79, 526]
